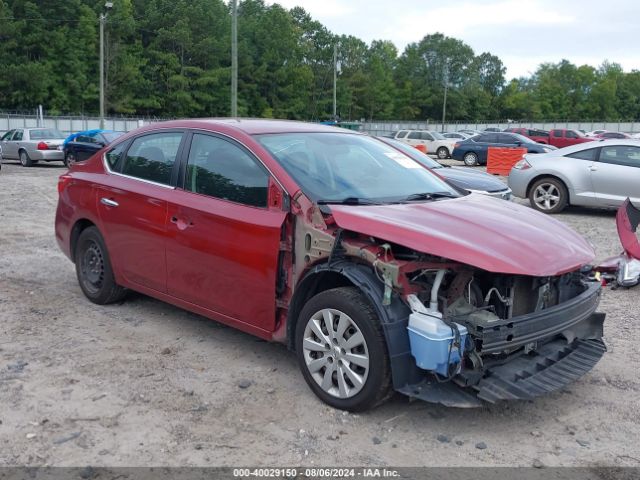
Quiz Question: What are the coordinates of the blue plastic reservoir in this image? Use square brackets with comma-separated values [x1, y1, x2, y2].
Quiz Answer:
[407, 312, 468, 377]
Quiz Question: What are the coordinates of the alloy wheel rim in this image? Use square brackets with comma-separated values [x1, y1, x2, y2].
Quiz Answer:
[20, 152, 27, 166]
[438, 149, 448, 159]
[464, 153, 476, 165]
[81, 241, 105, 294]
[302, 308, 369, 399]
[534, 184, 560, 210]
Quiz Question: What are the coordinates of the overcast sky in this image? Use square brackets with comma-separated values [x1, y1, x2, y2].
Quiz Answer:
[266, 0, 639, 79]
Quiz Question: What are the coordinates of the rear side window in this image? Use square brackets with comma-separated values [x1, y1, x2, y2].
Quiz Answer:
[497, 134, 517, 144]
[599, 146, 640, 168]
[566, 130, 578, 139]
[407, 131, 422, 139]
[121, 132, 183, 185]
[421, 132, 434, 141]
[396, 130, 408, 139]
[551, 130, 563, 137]
[13, 130, 23, 141]
[478, 134, 498, 143]
[105, 142, 127, 170]
[566, 148, 598, 161]
[185, 133, 269, 207]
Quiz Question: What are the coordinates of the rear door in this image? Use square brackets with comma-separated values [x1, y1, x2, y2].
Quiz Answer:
[404, 131, 423, 147]
[96, 131, 186, 293]
[550, 129, 567, 148]
[591, 145, 640, 206]
[165, 132, 286, 333]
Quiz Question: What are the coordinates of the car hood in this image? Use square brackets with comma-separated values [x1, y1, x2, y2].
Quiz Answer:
[437, 166, 508, 192]
[329, 194, 594, 276]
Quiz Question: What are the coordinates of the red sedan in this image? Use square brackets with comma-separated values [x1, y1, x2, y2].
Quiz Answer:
[55, 119, 606, 411]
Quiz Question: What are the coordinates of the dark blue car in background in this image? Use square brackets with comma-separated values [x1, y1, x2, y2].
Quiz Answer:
[451, 132, 556, 166]
[63, 129, 124, 166]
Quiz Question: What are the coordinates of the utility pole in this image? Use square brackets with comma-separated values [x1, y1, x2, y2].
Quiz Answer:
[231, 0, 238, 117]
[332, 43, 337, 121]
[442, 61, 449, 133]
[99, 2, 113, 129]
[99, 13, 105, 129]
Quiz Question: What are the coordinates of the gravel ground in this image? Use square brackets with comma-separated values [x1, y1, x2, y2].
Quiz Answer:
[0, 159, 638, 468]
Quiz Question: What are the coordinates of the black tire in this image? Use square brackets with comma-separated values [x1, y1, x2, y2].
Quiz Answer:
[528, 177, 568, 214]
[436, 146, 449, 159]
[75, 226, 127, 304]
[64, 151, 74, 168]
[19, 150, 33, 167]
[462, 151, 478, 166]
[295, 287, 392, 412]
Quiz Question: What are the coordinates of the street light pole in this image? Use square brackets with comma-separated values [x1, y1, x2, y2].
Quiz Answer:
[442, 61, 449, 133]
[333, 43, 337, 121]
[231, 0, 238, 117]
[99, 13, 105, 129]
[99, 2, 113, 129]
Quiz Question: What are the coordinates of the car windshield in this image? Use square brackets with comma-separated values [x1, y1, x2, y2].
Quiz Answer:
[256, 132, 458, 203]
[30, 129, 65, 140]
[571, 129, 586, 138]
[430, 131, 446, 140]
[378, 137, 442, 169]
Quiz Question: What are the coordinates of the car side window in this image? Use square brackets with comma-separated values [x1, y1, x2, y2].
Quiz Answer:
[396, 130, 408, 139]
[599, 146, 640, 168]
[105, 142, 128, 171]
[1, 130, 14, 141]
[185, 133, 269, 208]
[551, 130, 563, 137]
[13, 130, 23, 141]
[76, 135, 95, 143]
[497, 134, 517, 144]
[407, 131, 421, 140]
[121, 132, 182, 185]
[566, 148, 598, 161]
[566, 130, 578, 139]
[422, 132, 434, 141]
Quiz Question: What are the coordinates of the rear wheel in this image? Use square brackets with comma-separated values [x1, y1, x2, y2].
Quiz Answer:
[75, 226, 126, 304]
[463, 151, 478, 166]
[528, 177, 568, 214]
[295, 287, 392, 411]
[19, 150, 33, 167]
[436, 147, 450, 159]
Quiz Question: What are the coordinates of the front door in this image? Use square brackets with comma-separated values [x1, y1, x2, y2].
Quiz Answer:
[166, 132, 286, 333]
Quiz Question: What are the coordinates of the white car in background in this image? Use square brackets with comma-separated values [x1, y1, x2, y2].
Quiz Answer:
[585, 130, 608, 137]
[391, 129, 457, 159]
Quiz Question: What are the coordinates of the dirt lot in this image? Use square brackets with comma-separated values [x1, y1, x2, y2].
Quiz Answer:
[0, 159, 639, 468]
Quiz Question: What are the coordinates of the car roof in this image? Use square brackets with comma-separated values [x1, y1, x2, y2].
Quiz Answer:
[138, 118, 356, 135]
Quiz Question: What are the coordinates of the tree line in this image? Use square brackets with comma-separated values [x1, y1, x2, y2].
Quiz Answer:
[1, 0, 638, 122]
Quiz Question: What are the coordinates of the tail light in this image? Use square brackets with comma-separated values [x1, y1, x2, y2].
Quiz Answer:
[37, 141, 49, 150]
[513, 159, 532, 170]
[58, 173, 72, 194]
[454, 143, 460, 149]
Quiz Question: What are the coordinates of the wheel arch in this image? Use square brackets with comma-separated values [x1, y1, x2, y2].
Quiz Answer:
[70, 218, 97, 262]
[286, 260, 422, 390]
[526, 173, 571, 203]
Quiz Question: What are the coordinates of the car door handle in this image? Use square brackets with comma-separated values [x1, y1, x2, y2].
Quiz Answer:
[170, 216, 194, 230]
[589, 166, 598, 172]
[100, 197, 119, 207]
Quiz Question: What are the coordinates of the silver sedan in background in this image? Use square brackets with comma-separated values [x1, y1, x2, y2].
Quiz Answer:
[508, 139, 640, 213]
[0, 128, 66, 167]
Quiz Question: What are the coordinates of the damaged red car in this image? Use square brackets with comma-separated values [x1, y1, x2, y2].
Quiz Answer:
[55, 120, 606, 411]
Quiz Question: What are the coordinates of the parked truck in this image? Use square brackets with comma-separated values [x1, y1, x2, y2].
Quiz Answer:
[547, 129, 595, 148]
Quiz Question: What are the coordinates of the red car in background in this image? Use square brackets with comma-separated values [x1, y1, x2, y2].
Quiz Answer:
[503, 127, 550, 144]
[55, 119, 606, 411]
[548, 128, 595, 148]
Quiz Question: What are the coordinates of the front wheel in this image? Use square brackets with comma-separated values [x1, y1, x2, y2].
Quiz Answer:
[436, 147, 450, 159]
[295, 287, 392, 412]
[64, 151, 75, 168]
[463, 151, 479, 166]
[528, 177, 568, 214]
[75, 226, 127, 304]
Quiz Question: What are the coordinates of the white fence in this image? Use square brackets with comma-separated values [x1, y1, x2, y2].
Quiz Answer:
[0, 113, 163, 134]
[2, 112, 639, 137]
[363, 121, 640, 136]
